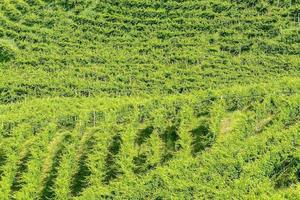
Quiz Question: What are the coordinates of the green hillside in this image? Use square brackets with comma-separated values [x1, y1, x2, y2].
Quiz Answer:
[0, 0, 299, 199]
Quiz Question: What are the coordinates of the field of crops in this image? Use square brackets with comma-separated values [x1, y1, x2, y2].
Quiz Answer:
[0, 0, 300, 199]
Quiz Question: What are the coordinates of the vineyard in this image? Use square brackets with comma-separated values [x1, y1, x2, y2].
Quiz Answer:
[0, 0, 300, 199]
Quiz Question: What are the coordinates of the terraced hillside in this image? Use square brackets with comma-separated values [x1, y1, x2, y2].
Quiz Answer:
[0, 0, 300, 102]
[0, 80, 299, 199]
[0, 0, 300, 199]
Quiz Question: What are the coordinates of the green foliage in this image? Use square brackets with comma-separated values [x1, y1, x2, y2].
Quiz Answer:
[0, 82, 299, 199]
[0, 39, 17, 62]
[0, 0, 299, 103]
[0, 0, 299, 199]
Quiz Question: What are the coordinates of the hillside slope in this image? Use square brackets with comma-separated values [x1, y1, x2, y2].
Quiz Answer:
[0, 0, 300, 199]
[0, 0, 299, 103]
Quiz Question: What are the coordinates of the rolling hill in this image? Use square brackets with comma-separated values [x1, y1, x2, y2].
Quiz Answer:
[0, 0, 299, 199]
